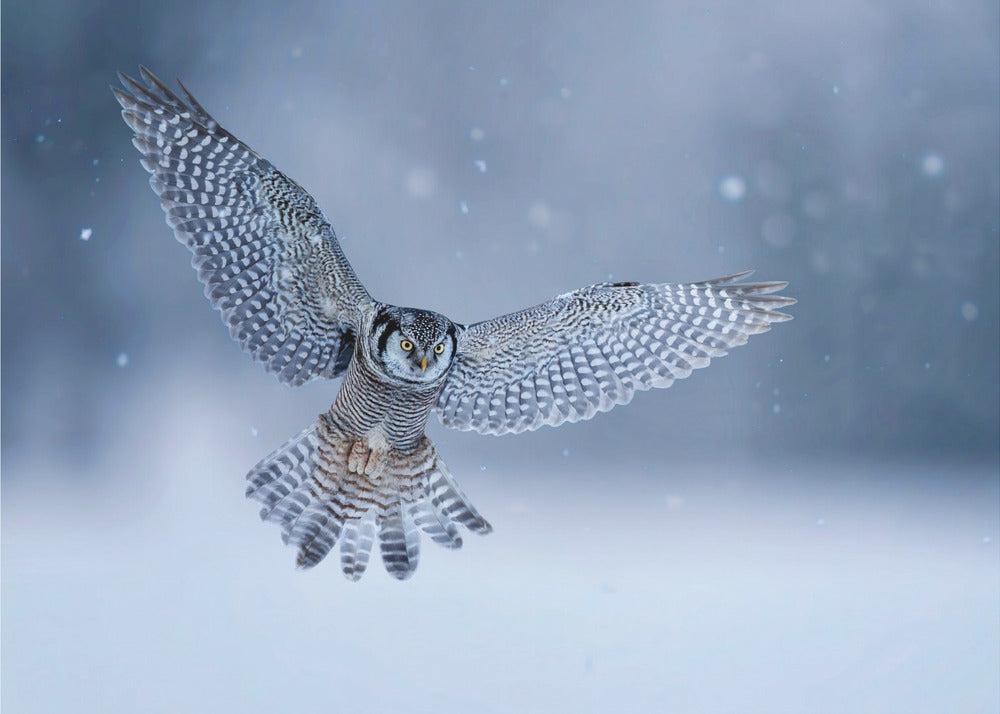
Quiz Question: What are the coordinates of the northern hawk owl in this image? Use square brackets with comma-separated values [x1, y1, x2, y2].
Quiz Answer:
[114, 67, 795, 581]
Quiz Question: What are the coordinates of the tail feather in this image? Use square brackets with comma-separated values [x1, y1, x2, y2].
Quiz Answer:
[250, 426, 320, 524]
[338, 518, 377, 581]
[246, 417, 491, 580]
[288, 489, 345, 568]
[293, 507, 342, 569]
[248, 425, 317, 521]
[378, 504, 421, 580]
[428, 463, 493, 536]
[409, 500, 462, 549]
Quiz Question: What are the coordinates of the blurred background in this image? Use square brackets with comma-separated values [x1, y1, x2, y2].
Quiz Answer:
[3, 1, 997, 712]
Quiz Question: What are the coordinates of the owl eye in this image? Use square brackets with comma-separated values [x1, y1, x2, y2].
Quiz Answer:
[400, 340, 414, 352]
[434, 343, 445, 355]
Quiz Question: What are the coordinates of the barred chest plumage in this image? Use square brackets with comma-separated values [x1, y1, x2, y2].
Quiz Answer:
[323, 336, 445, 455]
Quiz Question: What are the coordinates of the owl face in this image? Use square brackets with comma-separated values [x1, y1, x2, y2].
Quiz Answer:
[369, 307, 458, 383]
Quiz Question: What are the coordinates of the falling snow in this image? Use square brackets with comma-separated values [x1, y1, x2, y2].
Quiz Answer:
[921, 153, 945, 177]
[718, 175, 746, 202]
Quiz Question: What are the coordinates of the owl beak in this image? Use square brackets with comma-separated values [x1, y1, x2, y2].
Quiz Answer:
[420, 356, 428, 372]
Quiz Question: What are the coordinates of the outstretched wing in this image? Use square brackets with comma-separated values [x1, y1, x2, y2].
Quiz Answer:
[436, 272, 795, 435]
[113, 67, 371, 385]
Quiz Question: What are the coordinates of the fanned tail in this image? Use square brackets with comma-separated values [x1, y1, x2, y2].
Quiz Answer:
[246, 417, 491, 581]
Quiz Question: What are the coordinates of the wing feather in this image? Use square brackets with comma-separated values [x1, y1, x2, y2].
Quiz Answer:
[114, 67, 371, 385]
[436, 273, 795, 435]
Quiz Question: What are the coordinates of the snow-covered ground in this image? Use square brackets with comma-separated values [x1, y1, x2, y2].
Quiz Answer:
[5, 404, 996, 713]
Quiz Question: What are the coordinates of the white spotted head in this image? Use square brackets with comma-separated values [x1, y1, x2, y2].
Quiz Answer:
[369, 306, 458, 383]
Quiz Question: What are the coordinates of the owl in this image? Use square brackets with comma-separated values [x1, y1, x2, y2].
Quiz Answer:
[114, 68, 795, 581]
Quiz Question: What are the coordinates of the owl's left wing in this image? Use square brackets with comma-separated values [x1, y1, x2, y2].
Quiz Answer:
[114, 67, 371, 386]
[435, 272, 795, 435]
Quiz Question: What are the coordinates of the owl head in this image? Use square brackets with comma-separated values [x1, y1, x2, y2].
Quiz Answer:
[369, 306, 458, 383]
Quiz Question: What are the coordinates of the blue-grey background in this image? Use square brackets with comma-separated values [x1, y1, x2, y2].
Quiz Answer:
[3, 1, 998, 712]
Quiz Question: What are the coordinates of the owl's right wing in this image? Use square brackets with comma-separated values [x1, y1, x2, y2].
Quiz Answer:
[114, 67, 371, 386]
[436, 272, 795, 435]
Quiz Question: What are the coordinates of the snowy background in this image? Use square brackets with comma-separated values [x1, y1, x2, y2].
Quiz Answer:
[3, 1, 998, 712]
